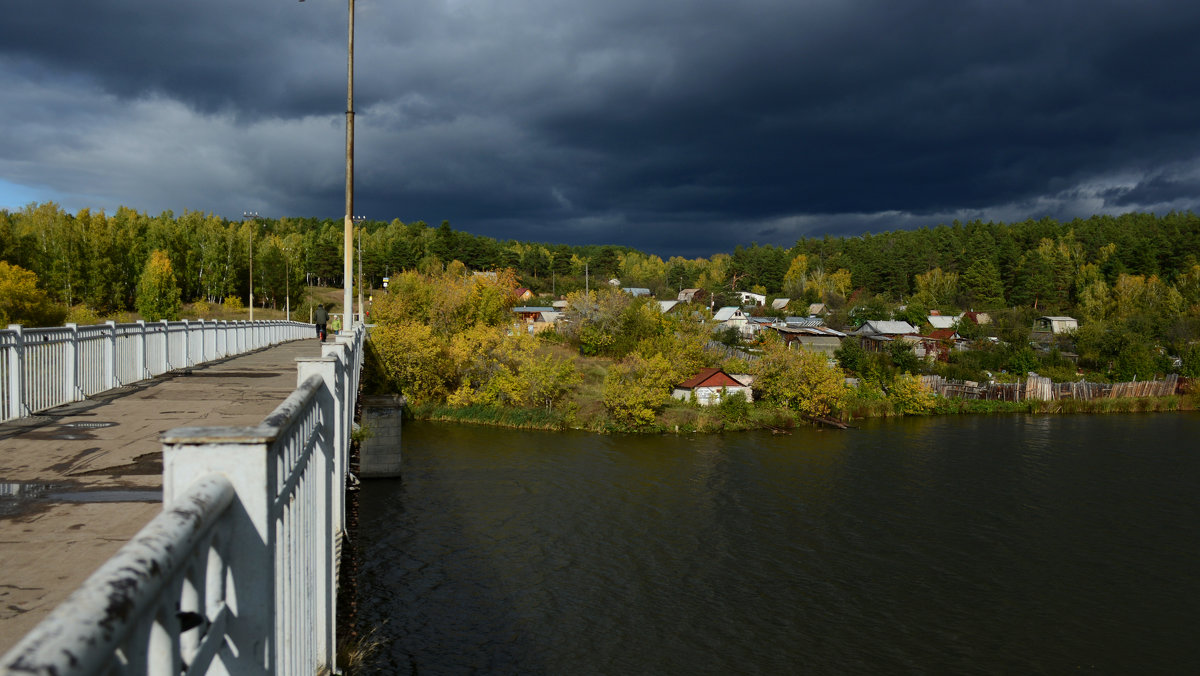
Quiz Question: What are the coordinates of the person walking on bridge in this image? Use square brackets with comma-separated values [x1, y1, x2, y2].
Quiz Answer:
[314, 304, 329, 341]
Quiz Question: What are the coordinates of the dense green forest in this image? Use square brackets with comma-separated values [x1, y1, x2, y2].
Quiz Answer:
[3, 201, 1200, 327]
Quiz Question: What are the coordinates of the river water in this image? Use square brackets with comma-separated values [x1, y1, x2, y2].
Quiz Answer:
[356, 414, 1200, 675]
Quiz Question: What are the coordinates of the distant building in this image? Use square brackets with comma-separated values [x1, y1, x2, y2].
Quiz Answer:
[678, 288, 704, 303]
[1033, 316, 1078, 335]
[738, 291, 766, 306]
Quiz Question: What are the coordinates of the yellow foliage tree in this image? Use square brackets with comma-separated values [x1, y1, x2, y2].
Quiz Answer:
[135, 250, 182, 321]
[0, 262, 65, 326]
[750, 335, 847, 419]
[602, 352, 676, 428]
[368, 322, 451, 405]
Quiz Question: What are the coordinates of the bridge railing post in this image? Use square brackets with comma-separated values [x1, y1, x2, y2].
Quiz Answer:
[296, 356, 340, 671]
[136, 320, 150, 380]
[104, 320, 118, 389]
[320, 341, 349, 534]
[159, 320, 171, 373]
[6, 324, 27, 420]
[64, 323, 82, 403]
[182, 319, 194, 368]
[163, 433, 277, 673]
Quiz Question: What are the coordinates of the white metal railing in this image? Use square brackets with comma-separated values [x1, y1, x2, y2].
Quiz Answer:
[1, 320, 314, 423]
[1, 326, 366, 676]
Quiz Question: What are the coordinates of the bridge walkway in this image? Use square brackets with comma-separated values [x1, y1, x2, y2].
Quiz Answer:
[0, 337, 326, 653]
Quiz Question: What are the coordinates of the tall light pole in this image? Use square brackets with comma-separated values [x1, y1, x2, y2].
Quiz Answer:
[283, 246, 292, 321]
[300, 0, 357, 326]
[353, 215, 366, 324]
[243, 211, 258, 320]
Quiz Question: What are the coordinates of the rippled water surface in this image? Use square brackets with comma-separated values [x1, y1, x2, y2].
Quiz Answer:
[356, 415, 1200, 674]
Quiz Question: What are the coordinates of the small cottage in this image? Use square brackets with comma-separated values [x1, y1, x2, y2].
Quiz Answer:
[1034, 316, 1078, 335]
[672, 368, 754, 405]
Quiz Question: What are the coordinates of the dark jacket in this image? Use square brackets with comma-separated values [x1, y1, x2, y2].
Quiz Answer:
[314, 306, 329, 324]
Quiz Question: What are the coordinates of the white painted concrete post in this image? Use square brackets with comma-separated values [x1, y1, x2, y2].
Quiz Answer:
[163, 432, 277, 673]
[6, 324, 27, 419]
[181, 319, 193, 368]
[296, 356, 339, 671]
[64, 323, 82, 402]
[136, 320, 150, 380]
[319, 345, 348, 537]
[104, 320, 117, 389]
[160, 320, 171, 373]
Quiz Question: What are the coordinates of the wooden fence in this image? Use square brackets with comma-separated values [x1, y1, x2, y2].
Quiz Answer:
[919, 374, 1180, 402]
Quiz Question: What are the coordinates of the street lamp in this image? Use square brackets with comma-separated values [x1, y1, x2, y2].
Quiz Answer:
[353, 215, 366, 324]
[300, 0, 358, 327]
[283, 246, 292, 321]
[243, 211, 258, 321]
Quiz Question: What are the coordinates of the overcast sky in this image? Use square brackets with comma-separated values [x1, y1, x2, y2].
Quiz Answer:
[3, 1, 1199, 257]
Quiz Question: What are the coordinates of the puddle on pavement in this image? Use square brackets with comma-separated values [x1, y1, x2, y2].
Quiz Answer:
[0, 480, 161, 518]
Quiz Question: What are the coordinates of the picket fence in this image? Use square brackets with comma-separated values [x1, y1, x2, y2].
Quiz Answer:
[919, 373, 1181, 401]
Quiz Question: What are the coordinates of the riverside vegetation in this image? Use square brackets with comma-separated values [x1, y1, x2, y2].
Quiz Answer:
[362, 268, 1196, 434]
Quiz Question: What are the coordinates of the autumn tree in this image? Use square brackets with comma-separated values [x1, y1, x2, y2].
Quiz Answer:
[602, 352, 676, 428]
[135, 250, 182, 321]
[0, 262, 66, 326]
[751, 335, 847, 419]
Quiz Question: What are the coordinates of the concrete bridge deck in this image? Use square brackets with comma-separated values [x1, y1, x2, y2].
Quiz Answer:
[0, 338, 325, 652]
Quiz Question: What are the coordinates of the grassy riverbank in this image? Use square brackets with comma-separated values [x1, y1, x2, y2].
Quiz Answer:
[404, 391, 1198, 434]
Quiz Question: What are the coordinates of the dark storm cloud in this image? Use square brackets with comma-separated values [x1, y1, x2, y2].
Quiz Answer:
[3, 1, 1200, 257]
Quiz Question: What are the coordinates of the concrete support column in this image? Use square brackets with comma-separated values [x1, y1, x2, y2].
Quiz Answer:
[359, 395, 404, 478]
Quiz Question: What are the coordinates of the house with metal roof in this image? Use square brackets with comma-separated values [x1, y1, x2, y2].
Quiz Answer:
[927, 314, 960, 330]
[738, 291, 767, 306]
[851, 320, 918, 352]
[671, 367, 754, 405]
[622, 287, 652, 297]
[769, 325, 847, 359]
[1034, 316, 1078, 335]
[657, 300, 681, 313]
[771, 297, 791, 311]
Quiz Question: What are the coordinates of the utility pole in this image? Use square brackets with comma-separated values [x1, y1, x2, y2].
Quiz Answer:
[300, 0, 357, 326]
[354, 216, 366, 324]
[243, 211, 258, 320]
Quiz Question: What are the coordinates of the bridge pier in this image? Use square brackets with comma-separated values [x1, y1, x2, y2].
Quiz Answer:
[358, 394, 405, 478]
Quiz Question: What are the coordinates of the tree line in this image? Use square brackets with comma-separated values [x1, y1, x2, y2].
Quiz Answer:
[4, 202, 1200, 333]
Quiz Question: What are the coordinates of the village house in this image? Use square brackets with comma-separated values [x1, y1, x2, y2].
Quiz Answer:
[514, 287, 534, 301]
[671, 367, 754, 405]
[850, 320, 918, 352]
[713, 306, 749, 335]
[926, 313, 960, 330]
[771, 298, 791, 312]
[768, 325, 846, 359]
[657, 300, 682, 313]
[808, 303, 827, 316]
[1033, 316, 1078, 336]
[512, 306, 558, 334]
[737, 291, 767, 306]
[785, 316, 826, 328]
[622, 287, 652, 297]
[678, 288, 704, 303]
[913, 328, 964, 361]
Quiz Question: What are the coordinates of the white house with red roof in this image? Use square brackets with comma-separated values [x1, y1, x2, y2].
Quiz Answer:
[671, 367, 754, 405]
